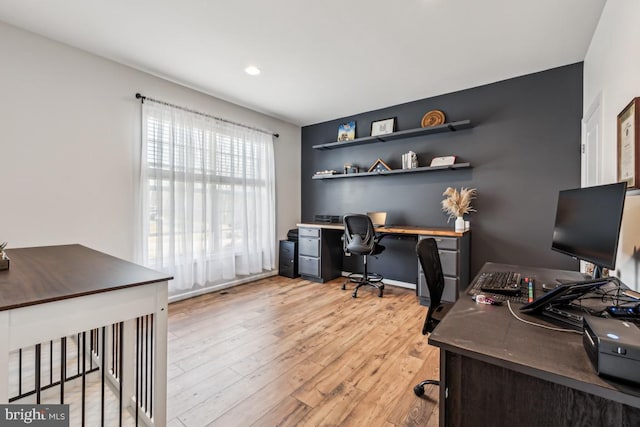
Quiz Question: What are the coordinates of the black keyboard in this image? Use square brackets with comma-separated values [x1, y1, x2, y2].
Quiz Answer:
[468, 271, 527, 303]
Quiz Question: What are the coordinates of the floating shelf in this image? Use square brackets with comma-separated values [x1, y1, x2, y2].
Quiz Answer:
[312, 163, 471, 180]
[313, 120, 472, 150]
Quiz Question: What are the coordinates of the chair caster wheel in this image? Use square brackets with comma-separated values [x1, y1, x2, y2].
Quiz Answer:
[352, 293, 357, 298]
[413, 384, 425, 397]
[341, 284, 346, 290]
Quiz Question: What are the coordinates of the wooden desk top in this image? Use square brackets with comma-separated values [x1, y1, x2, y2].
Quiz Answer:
[297, 222, 467, 237]
[428, 262, 640, 408]
[0, 244, 173, 311]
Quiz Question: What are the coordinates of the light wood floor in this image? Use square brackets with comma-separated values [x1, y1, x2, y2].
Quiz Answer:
[166, 276, 441, 427]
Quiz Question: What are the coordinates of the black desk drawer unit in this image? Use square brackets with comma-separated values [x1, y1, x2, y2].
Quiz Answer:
[418, 234, 470, 305]
[298, 226, 343, 283]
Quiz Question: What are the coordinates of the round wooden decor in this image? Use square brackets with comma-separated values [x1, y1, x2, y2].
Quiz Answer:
[421, 110, 446, 127]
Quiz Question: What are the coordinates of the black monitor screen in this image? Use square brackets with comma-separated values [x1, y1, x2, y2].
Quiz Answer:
[551, 182, 626, 271]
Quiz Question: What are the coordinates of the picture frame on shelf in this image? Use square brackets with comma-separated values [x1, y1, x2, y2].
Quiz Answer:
[430, 156, 457, 167]
[371, 117, 396, 136]
[368, 158, 392, 173]
[338, 121, 356, 141]
[617, 97, 640, 189]
[343, 163, 359, 174]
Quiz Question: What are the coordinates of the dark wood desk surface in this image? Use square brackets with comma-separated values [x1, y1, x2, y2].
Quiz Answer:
[297, 222, 467, 237]
[429, 262, 640, 410]
[0, 244, 173, 311]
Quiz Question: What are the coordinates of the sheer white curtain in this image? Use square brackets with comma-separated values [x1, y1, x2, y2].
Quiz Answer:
[137, 101, 276, 295]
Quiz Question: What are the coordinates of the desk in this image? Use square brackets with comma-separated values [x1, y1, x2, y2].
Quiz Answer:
[297, 222, 468, 237]
[429, 262, 640, 426]
[296, 223, 469, 304]
[0, 245, 172, 426]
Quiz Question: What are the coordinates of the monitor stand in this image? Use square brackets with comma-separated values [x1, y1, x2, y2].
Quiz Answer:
[591, 265, 604, 279]
[542, 306, 584, 331]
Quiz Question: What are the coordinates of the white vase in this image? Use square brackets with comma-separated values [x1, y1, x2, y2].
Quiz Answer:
[455, 216, 465, 232]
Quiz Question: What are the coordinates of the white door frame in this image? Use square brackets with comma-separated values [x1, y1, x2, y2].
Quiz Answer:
[582, 92, 604, 187]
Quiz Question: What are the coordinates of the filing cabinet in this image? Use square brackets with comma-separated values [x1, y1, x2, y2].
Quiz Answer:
[298, 226, 343, 282]
[279, 240, 298, 278]
[417, 233, 470, 306]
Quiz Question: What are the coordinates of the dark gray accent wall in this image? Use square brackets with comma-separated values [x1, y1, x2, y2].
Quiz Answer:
[301, 63, 583, 279]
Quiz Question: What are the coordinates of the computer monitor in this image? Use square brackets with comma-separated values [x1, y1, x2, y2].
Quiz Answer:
[551, 182, 627, 278]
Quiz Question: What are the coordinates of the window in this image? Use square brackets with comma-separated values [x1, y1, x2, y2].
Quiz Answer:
[139, 102, 276, 296]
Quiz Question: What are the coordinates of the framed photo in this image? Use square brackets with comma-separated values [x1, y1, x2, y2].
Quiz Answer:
[338, 121, 356, 141]
[617, 97, 640, 189]
[371, 117, 396, 136]
[430, 156, 456, 167]
[343, 163, 359, 174]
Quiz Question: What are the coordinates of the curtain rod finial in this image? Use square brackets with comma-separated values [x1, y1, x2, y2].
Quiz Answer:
[135, 93, 145, 103]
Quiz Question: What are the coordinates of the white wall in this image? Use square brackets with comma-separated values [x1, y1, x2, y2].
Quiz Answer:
[584, 0, 640, 290]
[0, 21, 301, 262]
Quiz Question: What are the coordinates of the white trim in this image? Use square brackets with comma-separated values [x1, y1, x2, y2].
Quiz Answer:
[0, 311, 8, 403]
[582, 92, 604, 187]
[152, 283, 168, 427]
[168, 270, 417, 304]
[7, 284, 164, 351]
[121, 319, 137, 422]
[1, 281, 169, 425]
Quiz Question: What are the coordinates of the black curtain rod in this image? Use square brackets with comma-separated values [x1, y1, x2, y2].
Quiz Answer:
[135, 93, 279, 138]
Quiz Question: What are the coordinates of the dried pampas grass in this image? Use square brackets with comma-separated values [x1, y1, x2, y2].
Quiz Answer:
[441, 187, 477, 221]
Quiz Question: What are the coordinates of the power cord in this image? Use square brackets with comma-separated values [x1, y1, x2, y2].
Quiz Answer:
[506, 301, 582, 335]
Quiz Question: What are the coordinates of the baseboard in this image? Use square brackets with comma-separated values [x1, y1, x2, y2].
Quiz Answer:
[168, 271, 278, 303]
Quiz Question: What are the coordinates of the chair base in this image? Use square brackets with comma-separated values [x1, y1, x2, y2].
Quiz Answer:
[342, 274, 385, 298]
[345, 271, 383, 283]
[413, 379, 439, 397]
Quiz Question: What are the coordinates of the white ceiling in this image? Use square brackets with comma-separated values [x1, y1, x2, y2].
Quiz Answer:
[0, 0, 606, 126]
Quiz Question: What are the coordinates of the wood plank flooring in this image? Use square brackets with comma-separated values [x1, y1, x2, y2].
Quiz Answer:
[167, 276, 441, 427]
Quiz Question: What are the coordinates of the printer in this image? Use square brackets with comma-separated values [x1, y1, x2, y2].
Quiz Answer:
[583, 316, 640, 384]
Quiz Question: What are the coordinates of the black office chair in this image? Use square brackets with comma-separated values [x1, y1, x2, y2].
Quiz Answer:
[341, 214, 385, 298]
[413, 237, 454, 397]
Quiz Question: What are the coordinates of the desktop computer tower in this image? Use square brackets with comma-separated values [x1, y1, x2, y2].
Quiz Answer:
[279, 239, 298, 278]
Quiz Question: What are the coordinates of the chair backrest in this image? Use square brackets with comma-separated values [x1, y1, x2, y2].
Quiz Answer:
[416, 238, 446, 335]
[343, 214, 376, 255]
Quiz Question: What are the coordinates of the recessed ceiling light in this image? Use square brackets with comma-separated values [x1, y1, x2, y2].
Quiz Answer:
[245, 65, 261, 76]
